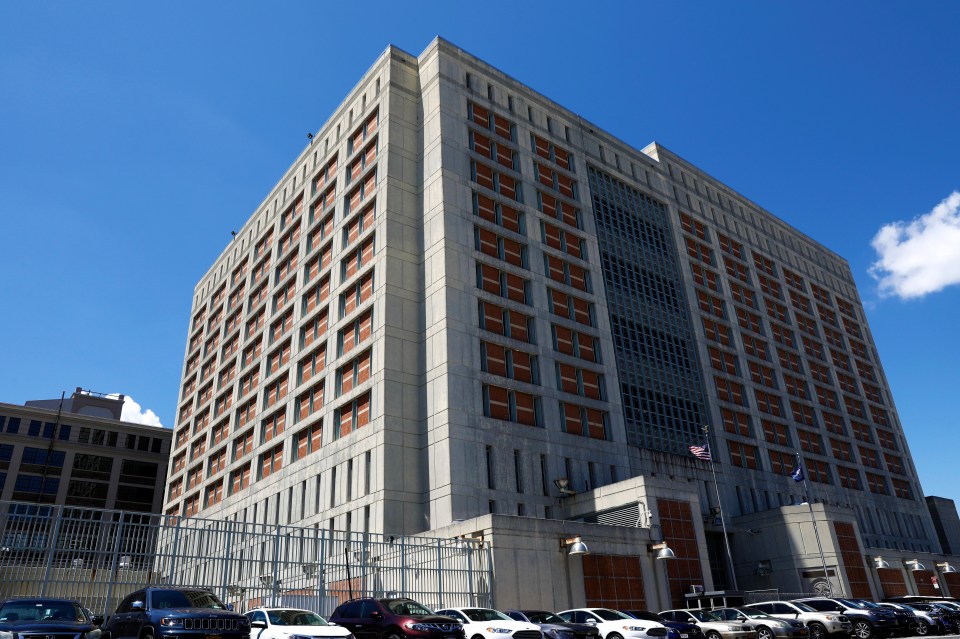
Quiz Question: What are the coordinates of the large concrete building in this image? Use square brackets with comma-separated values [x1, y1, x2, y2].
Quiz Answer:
[165, 38, 960, 608]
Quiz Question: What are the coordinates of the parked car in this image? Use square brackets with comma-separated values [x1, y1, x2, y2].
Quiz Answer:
[620, 611, 703, 639]
[923, 603, 960, 634]
[103, 588, 249, 639]
[710, 607, 808, 639]
[434, 607, 541, 639]
[329, 598, 465, 639]
[0, 598, 104, 639]
[504, 609, 601, 639]
[792, 598, 896, 639]
[246, 608, 354, 639]
[657, 609, 755, 639]
[741, 601, 851, 639]
[876, 602, 942, 636]
[557, 608, 669, 639]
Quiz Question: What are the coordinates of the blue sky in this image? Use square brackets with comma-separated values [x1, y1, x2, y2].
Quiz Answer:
[2, 2, 959, 504]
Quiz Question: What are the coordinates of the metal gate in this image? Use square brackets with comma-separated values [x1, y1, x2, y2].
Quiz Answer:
[0, 501, 491, 616]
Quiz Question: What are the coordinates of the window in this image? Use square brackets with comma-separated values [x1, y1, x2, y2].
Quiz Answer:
[729, 441, 759, 469]
[473, 193, 525, 234]
[714, 376, 746, 405]
[259, 444, 284, 479]
[544, 254, 591, 292]
[762, 420, 791, 446]
[559, 402, 608, 440]
[293, 421, 323, 461]
[336, 392, 371, 439]
[295, 382, 325, 423]
[477, 263, 530, 304]
[337, 349, 373, 395]
[722, 408, 751, 436]
[482, 384, 542, 426]
[755, 390, 784, 417]
[708, 346, 739, 376]
[555, 363, 604, 399]
[480, 301, 535, 344]
[476, 226, 528, 268]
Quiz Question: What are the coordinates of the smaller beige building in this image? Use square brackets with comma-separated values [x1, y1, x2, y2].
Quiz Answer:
[0, 388, 171, 512]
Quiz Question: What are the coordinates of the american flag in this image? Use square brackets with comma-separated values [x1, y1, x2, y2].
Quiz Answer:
[689, 443, 711, 461]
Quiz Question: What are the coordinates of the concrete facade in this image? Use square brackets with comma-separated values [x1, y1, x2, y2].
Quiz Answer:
[165, 37, 959, 608]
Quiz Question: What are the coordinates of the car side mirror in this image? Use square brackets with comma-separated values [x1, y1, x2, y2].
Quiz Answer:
[251, 621, 267, 629]
[737, 616, 747, 622]
[227, 605, 235, 612]
[91, 616, 105, 626]
[131, 602, 144, 611]
[585, 619, 597, 625]
[370, 611, 383, 620]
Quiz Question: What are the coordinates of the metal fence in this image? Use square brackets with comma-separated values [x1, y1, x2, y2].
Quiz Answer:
[0, 500, 492, 617]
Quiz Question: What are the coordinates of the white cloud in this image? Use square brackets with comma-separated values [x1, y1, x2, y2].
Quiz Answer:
[870, 191, 960, 300]
[118, 395, 164, 427]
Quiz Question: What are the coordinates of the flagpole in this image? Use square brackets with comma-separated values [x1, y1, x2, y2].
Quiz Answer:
[705, 426, 739, 592]
[796, 452, 832, 596]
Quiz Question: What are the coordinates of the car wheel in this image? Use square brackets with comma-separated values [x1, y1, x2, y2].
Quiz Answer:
[756, 627, 774, 639]
[608, 634, 624, 639]
[852, 621, 873, 639]
[472, 634, 486, 639]
[707, 632, 722, 639]
[142, 630, 155, 639]
[808, 622, 827, 639]
[386, 631, 407, 639]
[914, 620, 930, 636]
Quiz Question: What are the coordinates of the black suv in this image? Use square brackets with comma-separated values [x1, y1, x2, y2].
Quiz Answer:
[0, 598, 104, 639]
[329, 597, 464, 639]
[103, 588, 250, 639]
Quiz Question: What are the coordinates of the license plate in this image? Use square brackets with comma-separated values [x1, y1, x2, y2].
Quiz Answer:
[208, 635, 222, 639]
[680, 635, 688, 638]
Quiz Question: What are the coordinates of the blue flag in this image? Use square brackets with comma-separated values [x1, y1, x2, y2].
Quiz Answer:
[791, 465, 805, 482]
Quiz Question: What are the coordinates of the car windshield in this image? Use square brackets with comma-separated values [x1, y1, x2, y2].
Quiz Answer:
[151, 590, 227, 610]
[593, 610, 631, 621]
[736, 609, 771, 619]
[0, 601, 87, 622]
[385, 600, 435, 616]
[267, 610, 328, 626]
[791, 603, 816, 613]
[525, 612, 565, 624]
[688, 611, 721, 622]
[463, 609, 512, 622]
[834, 599, 868, 610]
[630, 612, 664, 622]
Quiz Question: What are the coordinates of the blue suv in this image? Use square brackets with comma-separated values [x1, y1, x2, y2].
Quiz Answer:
[103, 588, 250, 639]
[0, 598, 104, 639]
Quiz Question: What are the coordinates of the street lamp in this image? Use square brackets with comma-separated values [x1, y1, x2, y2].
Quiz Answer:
[560, 536, 590, 556]
[874, 556, 890, 569]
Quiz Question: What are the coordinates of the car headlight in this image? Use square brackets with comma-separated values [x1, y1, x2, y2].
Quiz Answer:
[0, 631, 14, 639]
[161, 618, 184, 628]
[86, 630, 103, 639]
[485, 629, 513, 634]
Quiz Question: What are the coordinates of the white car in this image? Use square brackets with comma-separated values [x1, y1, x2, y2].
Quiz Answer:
[247, 608, 355, 639]
[435, 607, 542, 639]
[557, 608, 669, 639]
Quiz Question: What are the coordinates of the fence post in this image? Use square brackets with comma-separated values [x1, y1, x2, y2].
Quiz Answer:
[316, 527, 326, 614]
[40, 504, 65, 597]
[400, 536, 406, 598]
[271, 525, 282, 606]
[436, 539, 443, 607]
[169, 515, 183, 582]
[103, 512, 126, 617]
[485, 541, 494, 609]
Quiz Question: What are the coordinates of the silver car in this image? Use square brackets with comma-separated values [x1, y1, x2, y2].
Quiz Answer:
[711, 608, 808, 639]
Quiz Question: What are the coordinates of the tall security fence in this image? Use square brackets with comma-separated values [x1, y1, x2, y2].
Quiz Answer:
[0, 501, 491, 617]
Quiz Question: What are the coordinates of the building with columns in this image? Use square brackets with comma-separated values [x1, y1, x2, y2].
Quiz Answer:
[164, 37, 960, 609]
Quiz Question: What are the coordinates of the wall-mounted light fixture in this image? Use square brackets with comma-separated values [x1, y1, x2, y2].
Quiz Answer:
[937, 562, 957, 573]
[554, 478, 576, 496]
[874, 556, 891, 569]
[907, 559, 926, 571]
[649, 541, 675, 560]
[560, 535, 590, 556]
[227, 584, 245, 597]
[301, 562, 318, 576]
